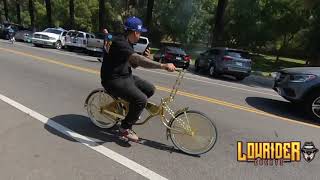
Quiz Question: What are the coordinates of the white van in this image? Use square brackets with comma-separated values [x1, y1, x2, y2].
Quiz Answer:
[133, 36, 149, 54]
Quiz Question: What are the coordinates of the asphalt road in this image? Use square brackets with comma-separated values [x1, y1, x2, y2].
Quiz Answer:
[0, 40, 320, 180]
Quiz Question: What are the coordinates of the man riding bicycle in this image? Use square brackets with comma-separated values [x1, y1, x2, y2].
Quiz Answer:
[6, 26, 15, 42]
[100, 16, 176, 142]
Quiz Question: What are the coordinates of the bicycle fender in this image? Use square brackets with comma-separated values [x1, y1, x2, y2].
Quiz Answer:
[84, 88, 106, 108]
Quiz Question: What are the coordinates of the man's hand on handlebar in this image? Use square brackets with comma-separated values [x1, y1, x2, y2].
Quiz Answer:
[161, 63, 176, 72]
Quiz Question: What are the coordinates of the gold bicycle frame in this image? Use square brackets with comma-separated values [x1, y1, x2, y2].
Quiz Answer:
[101, 69, 193, 136]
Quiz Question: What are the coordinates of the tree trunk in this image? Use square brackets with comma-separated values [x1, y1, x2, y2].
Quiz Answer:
[29, 0, 35, 31]
[16, 0, 21, 24]
[45, 0, 52, 27]
[99, 0, 106, 32]
[211, 0, 228, 47]
[276, 35, 287, 64]
[304, 0, 320, 9]
[69, 0, 75, 29]
[145, 0, 154, 30]
[3, 0, 8, 21]
[307, 56, 320, 66]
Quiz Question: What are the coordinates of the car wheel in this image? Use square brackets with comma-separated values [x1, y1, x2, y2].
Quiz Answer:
[55, 40, 62, 50]
[194, 60, 200, 72]
[184, 63, 190, 70]
[236, 76, 246, 81]
[305, 91, 320, 120]
[33, 43, 41, 47]
[209, 65, 218, 77]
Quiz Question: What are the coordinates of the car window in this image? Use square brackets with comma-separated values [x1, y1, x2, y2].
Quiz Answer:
[202, 51, 210, 56]
[67, 31, 78, 37]
[62, 31, 67, 36]
[77, 33, 84, 38]
[166, 47, 186, 55]
[226, 50, 250, 59]
[137, 38, 148, 44]
[44, 28, 62, 35]
[86, 34, 90, 38]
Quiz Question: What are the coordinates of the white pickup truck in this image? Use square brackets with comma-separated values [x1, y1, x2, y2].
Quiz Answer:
[133, 36, 149, 54]
[32, 28, 67, 49]
[87, 35, 149, 57]
[86, 33, 105, 56]
[65, 30, 95, 51]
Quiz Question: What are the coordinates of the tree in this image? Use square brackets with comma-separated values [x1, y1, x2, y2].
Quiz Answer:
[3, 0, 8, 21]
[45, 0, 52, 27]
[153, 0, 194, 43]
[69, 0, 75, 29]
[145, 0, 154, 30]
[264, 0, 308, 63]
[211, 0, 228, 47]
[29, 0, 35, 30]
[303, 0, 320, 65]
[99, 0, 105, 32]
[16, 0, 21, 24]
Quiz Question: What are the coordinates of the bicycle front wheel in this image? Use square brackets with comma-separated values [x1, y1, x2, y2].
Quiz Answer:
[169, 110, 217, 155]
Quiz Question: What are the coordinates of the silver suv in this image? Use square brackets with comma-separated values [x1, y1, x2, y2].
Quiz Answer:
[273, 67, 320, 120]
[195, 47, 252, 80]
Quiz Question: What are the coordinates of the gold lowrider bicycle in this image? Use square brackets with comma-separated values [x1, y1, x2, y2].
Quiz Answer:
[84, 68, 217, 155]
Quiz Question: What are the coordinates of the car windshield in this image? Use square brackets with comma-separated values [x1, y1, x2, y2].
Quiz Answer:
[227, 50, 250, 59]
[166, 47, 186, 55]
[137, 38, 148, 44]
[67, 31, 79, 37]
[44, 28, 62, 35]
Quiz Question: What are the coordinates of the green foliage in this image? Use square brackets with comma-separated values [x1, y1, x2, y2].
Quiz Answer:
[34, 0, 47, 30]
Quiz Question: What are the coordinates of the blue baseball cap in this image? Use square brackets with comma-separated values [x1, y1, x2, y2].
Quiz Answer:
[124, 16, 148, 33]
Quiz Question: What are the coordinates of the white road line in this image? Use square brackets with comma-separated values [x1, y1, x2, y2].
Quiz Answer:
[1, 40, 277, 97]
[0, 93, 167, 180]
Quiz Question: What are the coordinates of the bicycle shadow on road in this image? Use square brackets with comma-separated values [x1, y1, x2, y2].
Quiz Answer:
[44, 114, 199, 157]
[245, 97, 320, 126]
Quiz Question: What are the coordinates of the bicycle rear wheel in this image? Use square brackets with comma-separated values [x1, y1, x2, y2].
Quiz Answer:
[85, 89, 122, 129]
[168, 110, 217, 155]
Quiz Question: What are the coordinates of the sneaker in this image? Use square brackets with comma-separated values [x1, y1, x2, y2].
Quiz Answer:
[119, 128, 139, 142]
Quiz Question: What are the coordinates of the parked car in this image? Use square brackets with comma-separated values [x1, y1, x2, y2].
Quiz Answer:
[194, 47, 252, 80]
[133, 36, 149, 54]
[14, 30, 34, 42]
[32, 28, 67, 49]
[153, 46, 191, 69]
[86, 33, 105, 56]
[273, 67, 320, 120]
[65, 30, 94, 51]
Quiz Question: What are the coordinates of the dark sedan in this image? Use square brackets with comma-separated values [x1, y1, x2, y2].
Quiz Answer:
[273, 67, 320, 120]
[153, 46, 191, 69]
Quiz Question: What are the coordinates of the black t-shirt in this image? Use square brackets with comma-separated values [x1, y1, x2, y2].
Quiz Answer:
[100, 34, 135, 82]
